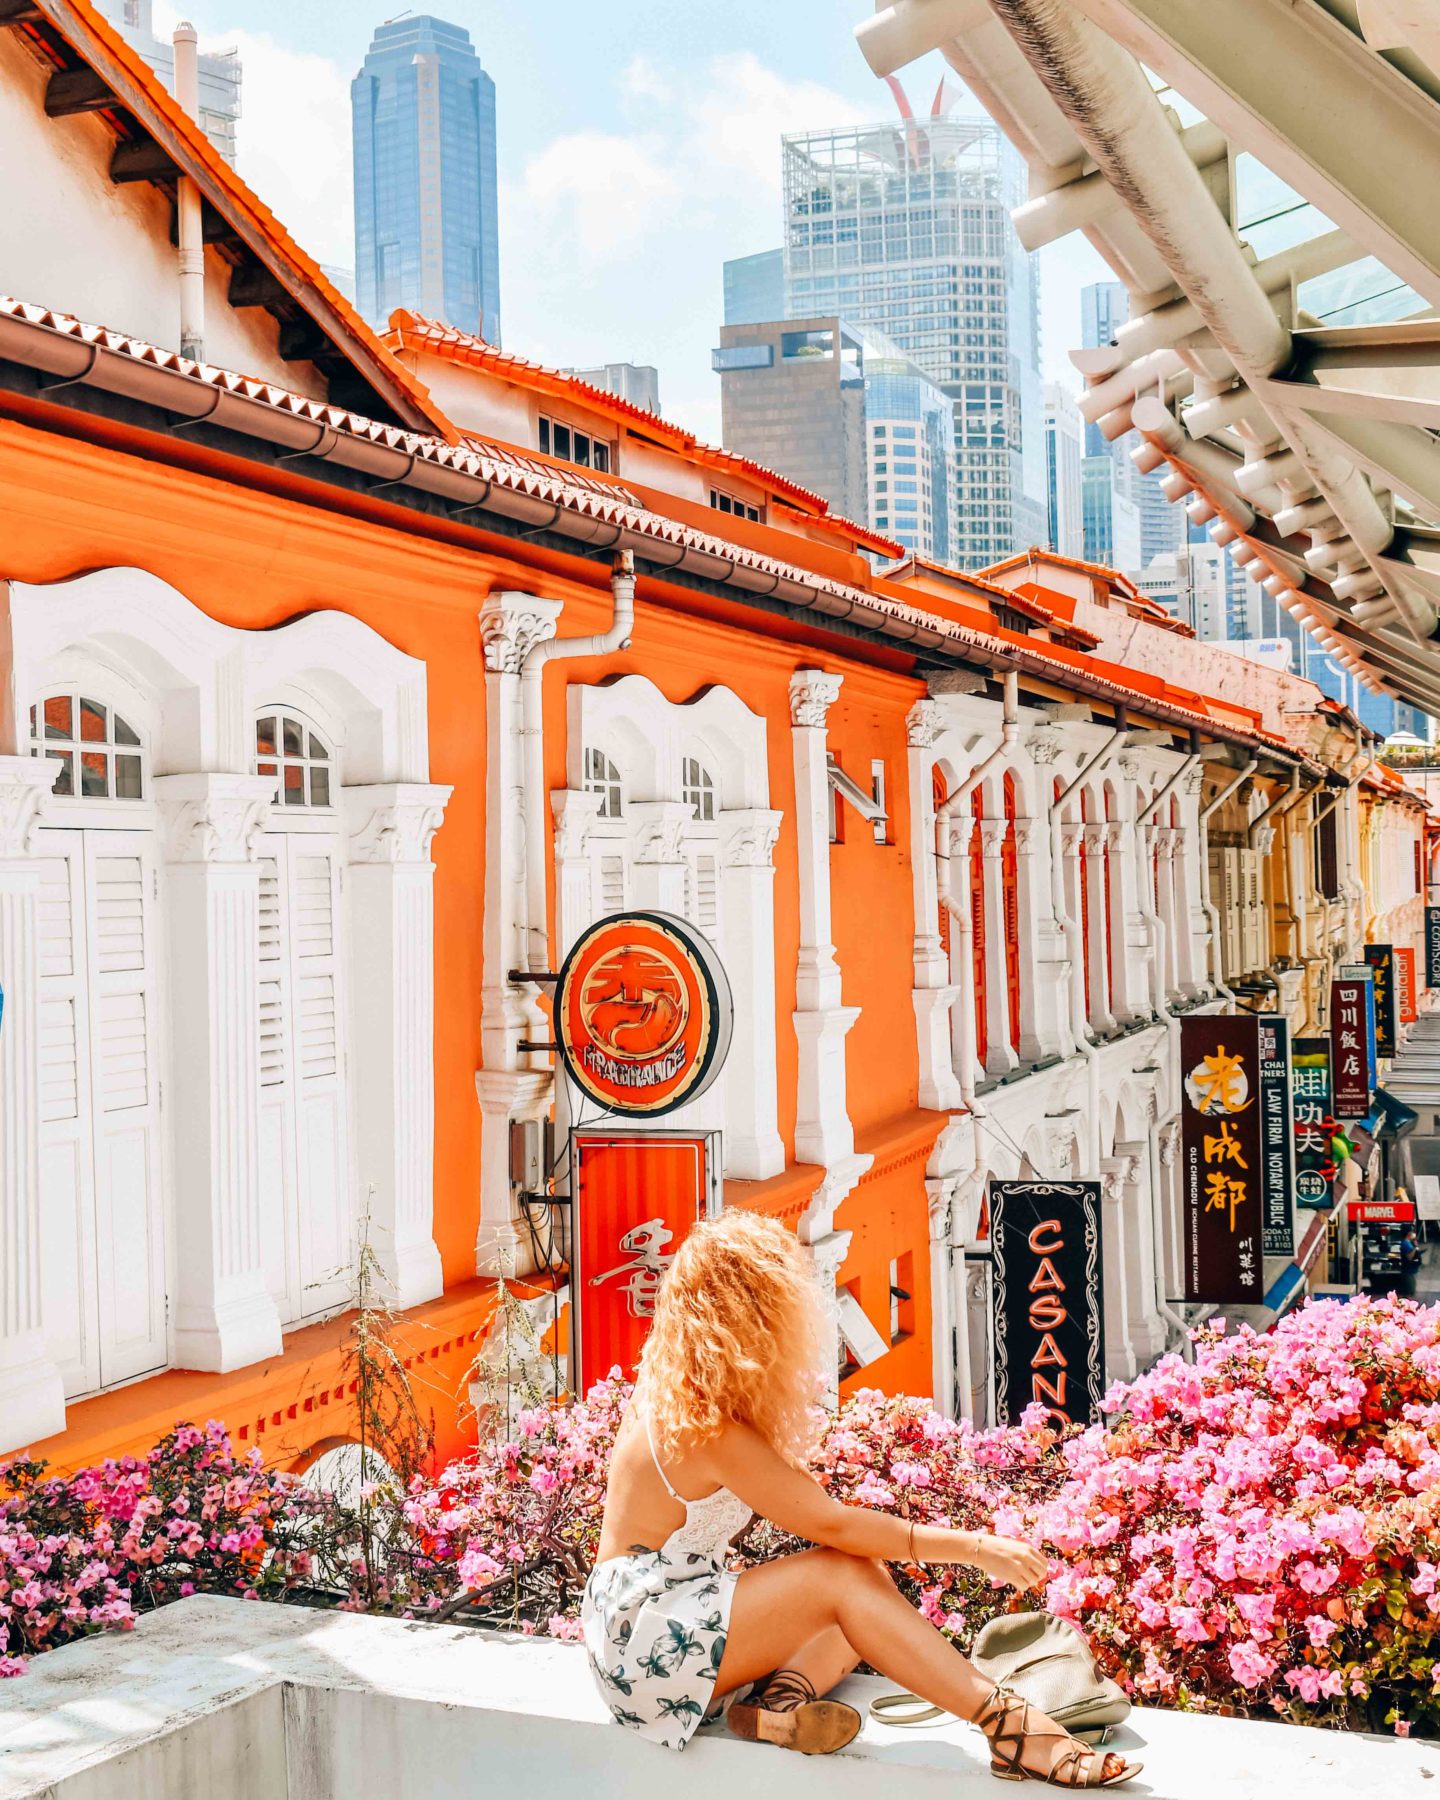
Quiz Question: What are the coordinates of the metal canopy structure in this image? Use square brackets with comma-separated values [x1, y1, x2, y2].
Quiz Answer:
[856, 0, 1440, 718]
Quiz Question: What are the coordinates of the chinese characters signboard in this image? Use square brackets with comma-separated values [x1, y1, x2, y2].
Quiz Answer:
[1331, 976, 1373, 1118]
[1429, 908, 1440, 988]
[989, 1180, 1105, 1428]
[572, 1131, 720, 1387]
[555, 912, 733, 1116]
[1363, 944, 1397, 1057]
[1292, 1037, 1337, 1210]
[1258, 1015, 1295, 1256]
[1179, 1016, 1264, 1306]
[1396, 947, 1418, 1024]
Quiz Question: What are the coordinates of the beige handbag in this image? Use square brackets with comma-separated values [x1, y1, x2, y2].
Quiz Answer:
[870, 1612, 1131, 1741]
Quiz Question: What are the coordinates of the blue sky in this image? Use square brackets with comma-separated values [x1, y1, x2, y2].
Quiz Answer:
[146, 1, 1108, 438]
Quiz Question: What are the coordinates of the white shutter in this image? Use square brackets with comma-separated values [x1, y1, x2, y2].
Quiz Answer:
[258, 856, 287, 1089]
[600, 852, 626, 914]
[686, 851, 719, 934]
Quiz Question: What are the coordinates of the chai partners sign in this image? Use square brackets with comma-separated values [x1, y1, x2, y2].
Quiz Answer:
[989, 1180, 1105, 1428]
[1179, 1015, 1264, 1307]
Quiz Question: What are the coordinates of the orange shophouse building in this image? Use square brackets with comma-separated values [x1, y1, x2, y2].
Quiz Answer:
[0, 0, 1335, 1476]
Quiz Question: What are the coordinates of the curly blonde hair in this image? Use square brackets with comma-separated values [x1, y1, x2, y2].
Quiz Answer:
[637, 1208, 825, 1464]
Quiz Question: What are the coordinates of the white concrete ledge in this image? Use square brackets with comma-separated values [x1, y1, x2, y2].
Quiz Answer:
[0, 1596, 1434, 1799]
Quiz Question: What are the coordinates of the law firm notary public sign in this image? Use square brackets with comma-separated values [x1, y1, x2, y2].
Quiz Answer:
[989, 1180, 1105, 1428]
[1257, 1015, 1295, 1257]
[1179, 1015, 1264, 1306]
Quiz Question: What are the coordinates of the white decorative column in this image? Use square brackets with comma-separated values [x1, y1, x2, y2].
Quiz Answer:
[1109, 770, 1152, 1023]
[1116, 1138, 1165, 1363]
[551, 789, 604, 958]
[155, 773, 285, 1372]
[629, 801, 691, 914]
[789, 669, 862, 1170]
[345, 783, 453, 1310]
[907, 701, 961, 1112]
[719, 808, 785, 1179]
[810, 1226, 854, 1409]
[0, 757, 67, 1450]
[1081, 821, 1116, 1034]
[1099, 1150, 1137, 1380]
[1157, 1116, 1184, 1299]
[1015, 814, 1067, 1063]
[965, 1261, 992, 1427]
[978, 816, 1019, 1076]
[476, 591, 562, 1279]
[925, 1175, 957, 1416]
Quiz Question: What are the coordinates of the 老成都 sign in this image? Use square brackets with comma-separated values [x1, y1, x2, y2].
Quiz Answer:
[989, 1180, 1105, 1428]
[555, 912, 733, 1116]
[1179, 1015, 1264, 1306]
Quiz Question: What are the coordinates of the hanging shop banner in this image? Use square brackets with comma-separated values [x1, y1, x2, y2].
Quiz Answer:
[1291, 1037, 1338, 1210]
[1429, 908, 1440, 988]
[555, 911, 733, 1117]
[1396, 947, 1419, 1025]
[1331, 976, 1374, 1118]
[989, 1180, 1105, 1428]
[1348, 1199, 1415, 1224]
[1363, 944, 1398, 1057]
[1179, 1015, 1264, 1306]
[1257, 1015, 1295, 1256]
[571, 1130, 722, 1388]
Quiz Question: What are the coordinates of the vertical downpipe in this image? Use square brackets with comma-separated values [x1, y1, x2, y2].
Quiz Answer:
[173, 24, 205, 362]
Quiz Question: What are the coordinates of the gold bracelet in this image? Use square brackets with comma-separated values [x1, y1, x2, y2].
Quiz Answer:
[907, 1519, 918, 1565]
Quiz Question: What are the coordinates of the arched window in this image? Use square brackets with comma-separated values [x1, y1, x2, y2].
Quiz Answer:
[255, 712, 332, 808]
[1079, 788, 1094, 1015]
[583, 746, 623, 819]
[1002, 774, 1022, 1052]
[681, 757, 716, 822]
[28, 693, 145, 799]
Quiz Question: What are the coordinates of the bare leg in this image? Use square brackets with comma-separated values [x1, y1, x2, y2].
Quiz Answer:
[748, 1623, 860, 1707]
[716, 1548, 1135, 1784]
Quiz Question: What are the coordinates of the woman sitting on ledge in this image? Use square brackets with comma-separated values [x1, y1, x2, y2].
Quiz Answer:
[581, 1209, 1139, 1787]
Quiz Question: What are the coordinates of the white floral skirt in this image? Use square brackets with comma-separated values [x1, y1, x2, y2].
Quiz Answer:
[581, 1547, 741, 1751]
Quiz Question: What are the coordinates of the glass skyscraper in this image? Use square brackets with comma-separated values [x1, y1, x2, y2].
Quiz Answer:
[781, 116, 1045, 569]
[104, 1, 241, 163]
[352, 15, 500, 343]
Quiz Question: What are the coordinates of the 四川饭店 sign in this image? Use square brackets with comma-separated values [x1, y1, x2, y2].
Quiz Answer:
[989, 1180, 1105, 1428]
[1291, 1037, 1337, 1210]
[554, 912, 733, 1116]
[1331, 976, 1373, 1119]
[1179, 1015, 1264, 1306]
[1363, 944, 1397, 1058]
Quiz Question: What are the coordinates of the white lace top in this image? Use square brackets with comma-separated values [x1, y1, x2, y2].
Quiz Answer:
[646, 1410, 752, 1562]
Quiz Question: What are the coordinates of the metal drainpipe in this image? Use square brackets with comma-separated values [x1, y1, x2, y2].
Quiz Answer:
[518, 553, 636, 1055]
[935, 670, 1020, 1116]
[1200, 758, 1258, 1009]
[173, 24, 205, 362]
[1048, 721, 1127, 1174]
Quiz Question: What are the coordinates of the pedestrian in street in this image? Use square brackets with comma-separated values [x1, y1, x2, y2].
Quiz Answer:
[581, 1209, 1140, 1786]
[1400, 1219, 1424, 1298]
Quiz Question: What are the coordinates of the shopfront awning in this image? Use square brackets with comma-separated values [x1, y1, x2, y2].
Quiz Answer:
[1372, 1087, 1421, 1140]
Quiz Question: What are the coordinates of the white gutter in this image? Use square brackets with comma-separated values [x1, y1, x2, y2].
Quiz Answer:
[935, 670, 1020, 1115]
[172, 24, 204, 363]
[1198, 758, 1258, 1009]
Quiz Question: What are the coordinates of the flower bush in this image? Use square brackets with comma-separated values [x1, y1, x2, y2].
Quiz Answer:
[6, 1296, 1440, 1738]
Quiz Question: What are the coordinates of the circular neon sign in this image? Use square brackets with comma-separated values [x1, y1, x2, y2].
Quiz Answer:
[554, 912, 733, 1116]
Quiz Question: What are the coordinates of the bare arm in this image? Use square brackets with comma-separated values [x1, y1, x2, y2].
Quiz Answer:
[703, 1424, 1047, 1589]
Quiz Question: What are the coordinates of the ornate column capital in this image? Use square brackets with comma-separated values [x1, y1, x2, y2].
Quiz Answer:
[1253, 823, 1277, 856]
[153, 772, 277, 864]
[1158, 1118, 1182, 1167]
[1013, 816, 1045, 856]
[478, 590, 562, 674]
[1116, 751, 1142, 781]
[789, 667, 843, 729]
[1081, 821, 1107, 854]
[979, 817, 1009, 858]
[550, 787, 604, 860]
[1184, 764, 1206, 797]
[1103, 820, 1126, 852]
[1154, 824, 1179, 863]
[906, 698, 945, 749]
[630, 800, 693, 864]
[1028, 730, 1062, 766]
[1059, 819, 1084, 859]
[926, 1177, 957, 1244]
[0, 756, 56, 859]
[721, 807, 783, 869]
[344, 782, 453, 864]
[1099, 1154, 1140, 1205]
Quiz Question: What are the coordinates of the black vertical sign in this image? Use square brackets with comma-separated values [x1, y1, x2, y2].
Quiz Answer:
[1427, 909, 1440, 988]
[1180, 1014, 1265, 1305]
[1257, 1015, 1294, 1256]
[989, 1181, 1105, 1428]
[1292, 1037, 1337, 1210]
[1363, 944, 1397, 1057]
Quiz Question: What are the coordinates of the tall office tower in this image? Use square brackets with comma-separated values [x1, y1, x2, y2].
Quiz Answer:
[104, 1, 241, 163]
[1043, 384, 1084, 557]
[782, 114, 1045, 568]
[1079, 282, 1126, 456]
[352, 15, 500, 343]
[714, 316, 955, 564]
[723, 250, 785, 327]
[566, 363, 662, 414]
[1081, 455, 1139, 570]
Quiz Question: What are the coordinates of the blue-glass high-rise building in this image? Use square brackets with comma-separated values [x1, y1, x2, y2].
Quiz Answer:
[352, 15, 500, 343]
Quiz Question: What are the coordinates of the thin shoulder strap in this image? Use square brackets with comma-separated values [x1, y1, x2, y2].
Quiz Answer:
[643, 1405, 684, 1504]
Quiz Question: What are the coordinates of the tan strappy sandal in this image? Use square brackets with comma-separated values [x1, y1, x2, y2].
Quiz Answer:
[976, 1684, 1142, 1788]
[729, 1669, 862, 1756]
